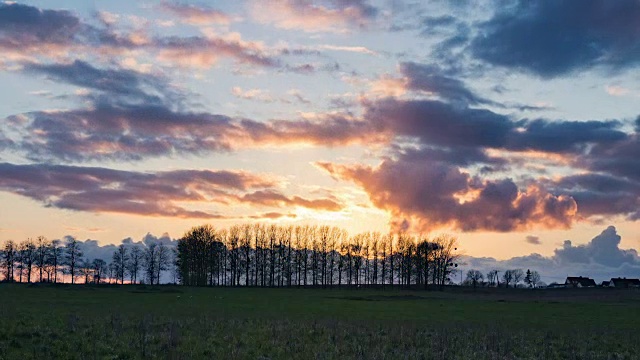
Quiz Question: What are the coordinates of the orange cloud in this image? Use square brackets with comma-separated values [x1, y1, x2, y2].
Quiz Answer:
[250, 0, 377, 33]
[159, 2, 232, 25]
[317, 159, 577, 233]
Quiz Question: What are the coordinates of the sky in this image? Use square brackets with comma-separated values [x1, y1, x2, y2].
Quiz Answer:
[0, 0, 639, 283]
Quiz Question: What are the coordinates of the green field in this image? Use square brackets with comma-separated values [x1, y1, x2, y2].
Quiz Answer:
[1, 284, 639, 359]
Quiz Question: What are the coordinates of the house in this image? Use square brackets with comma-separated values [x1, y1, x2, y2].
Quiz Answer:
[609, 278, 640, 288]
[601, 281, 610, 287]
[564, 276, 596, 288]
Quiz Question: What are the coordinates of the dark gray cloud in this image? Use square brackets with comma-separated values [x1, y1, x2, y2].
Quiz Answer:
[24, 60, 182, 107]
[0, 162, 342, 217]
[365, 98, 513, 149]
[471, 0, 640, 77]
[399, 62, 494, 105]
[507, 118, 627, 153]
[583, 133, 640, 183]
[6, 103, 239, 161]
[0, 162, 276, 218]
[395, 145, 504, 168]
[364, 98, 626, 155]
[547, 173, 640, 221]
[0, 3, 81, 46]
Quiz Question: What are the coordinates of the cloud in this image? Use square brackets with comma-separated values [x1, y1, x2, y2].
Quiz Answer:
[5, 104, 239, 161]
[317, 155, 577, 232]
[159, 2, 232, 25]
[554, 226, 637, 268]
[363, 98, 626, 154]
[232, 87, 275, 102]
[154, 33, 277, 68]
[525, 235, 541, 245]
[3, 101, 381, 162]
[0, 162, 277, 219]
[605, 85, 631, 97]
[248, 212, 298, 220]
[582, 131, 640, 183]
[317, 44, 376, 55]
[0, 162, 345, 217]
[463, 226, 640, 283]
[7, 62, 377, 161]
[470, 0, 640, 77]
[0, 3, 279, 70]
[23, 60, 181, 106]
[547, 173, 640, 221]
[239, 190, 343, 211]
[0, 3, 81, 48]
[398, 62, 494, 105]
[250, 0, 378, 32]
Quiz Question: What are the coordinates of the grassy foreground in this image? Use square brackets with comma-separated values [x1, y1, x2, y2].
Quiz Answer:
[1, 284, 639, 359]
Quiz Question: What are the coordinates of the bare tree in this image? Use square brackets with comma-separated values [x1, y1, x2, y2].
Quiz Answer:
[34, 236, 49, 282]
[530, 270, 541, 288]
[512, 269, 524, 287]
[432, 235, 459, 288]
[23, 239, 36, 283]
[112, 244, 129, 284]
[465, 269, 484, 288]
[79, 259, 93, 284]
[92, 259, 107, 284]
[1, 241, 16, 282]
[155, 243, 171, 284]
[486, 270, 499, 287]
[502, 270, 514, 288]
[143, 243, 157, 285]
[127, 246, 143, 284]
[64, 238, 83, 284]
[49, 240, 63, 283]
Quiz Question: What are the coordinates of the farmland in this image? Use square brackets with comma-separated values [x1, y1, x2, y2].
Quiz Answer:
[1, 284, 639, 359]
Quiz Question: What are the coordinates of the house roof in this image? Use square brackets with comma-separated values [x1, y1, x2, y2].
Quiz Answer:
[565, 276, 596, 287]
[610, 278, 640, 286]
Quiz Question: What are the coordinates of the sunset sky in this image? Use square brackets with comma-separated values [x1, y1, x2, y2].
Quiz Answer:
[1, 0, 639, 282]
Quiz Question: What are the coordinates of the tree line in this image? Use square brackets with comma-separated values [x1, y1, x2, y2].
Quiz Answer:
[465, 268, 542, 288]
[1, 224, 461, 288]
[175, 224, 460, 288]
[0, 236, 174, 285]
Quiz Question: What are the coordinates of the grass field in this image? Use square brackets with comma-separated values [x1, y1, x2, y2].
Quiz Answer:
[1, 284, 639, 359]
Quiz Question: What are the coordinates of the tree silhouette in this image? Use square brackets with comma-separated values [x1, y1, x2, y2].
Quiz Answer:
[1, 241, 16, 282]
[92, 259, 107, 284]
[486, 270, 499, 287]
[502, 270, 514, 288]
[512, 269, 524, 287]
[64, 238, 83, 284]
[34, 236, 48, 282]
[466, 269, 484, 288]
[127, 246, 143, 284]
[111, 244, 128, 284]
